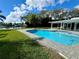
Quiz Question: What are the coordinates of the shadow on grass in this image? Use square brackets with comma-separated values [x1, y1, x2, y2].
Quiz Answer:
[0, 39, 42, 59]
[0, 33, 8, 38]
[0, 30, 11, 38]
[0, 38, 64, 59]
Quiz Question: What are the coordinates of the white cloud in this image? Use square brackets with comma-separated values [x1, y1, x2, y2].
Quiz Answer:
[5, 5, 27, 23]
[5, 6, 27, 23]
[58, 0, 69, 4]
[58, 0, 65, 4]
[74, 5, 79, 9]
[4, 11, 21, 23]
[21, 4, 26, 10]
[5, 0, 70, 23]
[26, 0, 55, 11]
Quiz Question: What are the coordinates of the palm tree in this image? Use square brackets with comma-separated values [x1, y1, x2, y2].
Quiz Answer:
[0, 10, 6, 28]
[0, 10, 6, 22]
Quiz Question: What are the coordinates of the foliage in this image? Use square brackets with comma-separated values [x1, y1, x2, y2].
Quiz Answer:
[70, 9, 79, 17]
[0, 10, 6, 22]
[41, 14, 52, 27]
[3, 23, 13, 28]
[23, 13, 52, 27]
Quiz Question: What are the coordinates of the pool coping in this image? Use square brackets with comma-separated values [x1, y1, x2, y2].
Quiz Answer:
[18, 29, 79, 59]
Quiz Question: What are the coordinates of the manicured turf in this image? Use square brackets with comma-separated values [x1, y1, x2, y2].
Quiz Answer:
[0, 30, 29, 42]
[0, 30, 64, 59]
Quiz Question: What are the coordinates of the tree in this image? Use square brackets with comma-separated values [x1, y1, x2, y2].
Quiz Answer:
[70, 9, 79, 17]
[22, 14, 41, 27]
[0, 10, 6, 22]
[4, 23, 13, 28]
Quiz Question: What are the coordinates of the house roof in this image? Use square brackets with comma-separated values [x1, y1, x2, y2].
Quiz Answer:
[49, 17, 79, 23]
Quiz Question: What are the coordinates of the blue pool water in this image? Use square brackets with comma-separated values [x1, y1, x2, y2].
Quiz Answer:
[27, 30, 79, 46]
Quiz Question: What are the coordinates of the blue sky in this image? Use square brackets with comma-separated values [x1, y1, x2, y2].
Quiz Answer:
[0, 0, 26, 16]
[0, 0, 79, 16]
[56, 0, 79, 9]
[0, 0, 79, 23]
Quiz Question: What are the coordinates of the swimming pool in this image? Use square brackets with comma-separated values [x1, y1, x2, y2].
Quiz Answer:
[27, 30, 79, 46]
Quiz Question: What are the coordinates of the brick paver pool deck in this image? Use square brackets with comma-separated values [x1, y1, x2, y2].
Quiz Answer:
[19, 29, 79, 59]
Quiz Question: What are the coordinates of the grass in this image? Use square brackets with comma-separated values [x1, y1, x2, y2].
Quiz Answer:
[0, 30, 29, 42]
[0, 30, 64, 59]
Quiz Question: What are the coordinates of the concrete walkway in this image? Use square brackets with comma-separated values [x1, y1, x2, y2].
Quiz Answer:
[18, 29, 79, 59]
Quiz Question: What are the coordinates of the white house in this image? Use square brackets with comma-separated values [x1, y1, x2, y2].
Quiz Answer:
[49, 17, 79, 31]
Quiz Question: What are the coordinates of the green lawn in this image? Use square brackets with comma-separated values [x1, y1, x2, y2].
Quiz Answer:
[0, 30, 64, 59]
